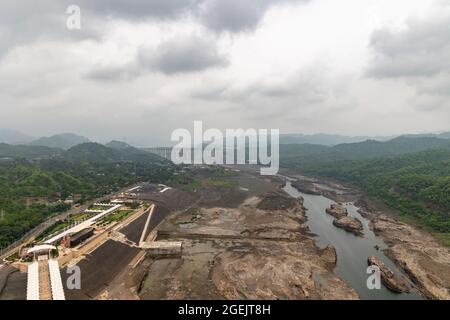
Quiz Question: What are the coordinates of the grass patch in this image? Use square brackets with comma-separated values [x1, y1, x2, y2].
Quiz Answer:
[4, 250, 19, 262]
[99, 210, 134, 224]
[68, 213, 92, 223]
[433, 233, 450, 247]
[35, 221, 68, 242]
[180, 178, 237, 192]
[200, 178, 236, 188]
[87, 206, 107, 211]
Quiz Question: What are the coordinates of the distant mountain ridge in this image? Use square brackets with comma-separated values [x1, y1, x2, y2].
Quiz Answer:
[401, 132, 450, 140]
[30, 133, 90, 150]
[1, 132, 449, 163]
[280, 133, 395, 146]
[63, 142, 167, 164]
[105, 140, 134, 150]
[280, 136, 450, 165]
[280, 132, 450, 146]
[0, 128, 34, 145]
[0, 143, 61, 159]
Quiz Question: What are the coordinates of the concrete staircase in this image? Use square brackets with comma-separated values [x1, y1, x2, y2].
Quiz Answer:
[38, 261, 52, 300]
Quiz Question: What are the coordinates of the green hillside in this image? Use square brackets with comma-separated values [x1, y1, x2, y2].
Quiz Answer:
[0, 143, 61, 159]
[63, 142, 166, 164]
[30, 133, 90, 150]
[281, 136, 450, 167]
[0, 144, 174, 247]
[283, 148, 450, 238]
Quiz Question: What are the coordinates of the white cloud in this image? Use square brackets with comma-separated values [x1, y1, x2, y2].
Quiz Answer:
[0, 0, 448, 145]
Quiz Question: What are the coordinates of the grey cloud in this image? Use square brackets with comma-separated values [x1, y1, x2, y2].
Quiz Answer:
[77, 0, 308, 33]
[194, 67, 330, 104]
[139, 36, 228, 74]
[0, 0, 309, 61]
[85, 65, 139, 82]
[367, 13, 450, 78]
[86, 35, 228, 81]
[366, 8, 450, 112]
[0, 0, 195, 59]
[198, 0, 268, 32]
[0, 1, 100, 58]
[77, 0, 200, 20]
[189, 67, 337, 125]
[197, 0, 308, 32]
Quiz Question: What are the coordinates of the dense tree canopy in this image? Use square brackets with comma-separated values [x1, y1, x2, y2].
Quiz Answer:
[282, 149, 450, 233]
[0, 153, 174, 247]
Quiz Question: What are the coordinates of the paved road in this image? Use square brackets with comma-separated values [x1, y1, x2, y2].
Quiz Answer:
[0, 183, 143, 260]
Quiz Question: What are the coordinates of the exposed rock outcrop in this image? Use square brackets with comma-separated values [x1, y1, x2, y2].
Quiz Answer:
[143, 184, 360, 300]
[319, 245, 338, 270]
[372, 214, 450, 299]
[326, 204, 348, 218]
[211, 245, 358, 300]
[291, 181, 321, 195]
[257, 192, 301, 211]
[367, 255, 410, 293]
[332, 216, 364, 236]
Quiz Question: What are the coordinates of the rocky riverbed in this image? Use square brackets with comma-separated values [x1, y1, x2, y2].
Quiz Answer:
[292, 175, 450, 300]
[367, 255, 410, 293]
[134, 168, 449, 300]
[138, 173, 358, 300]
[371, 214, 450, 299]
[326, 204, 348, 218]
[333, 216, 364, 236]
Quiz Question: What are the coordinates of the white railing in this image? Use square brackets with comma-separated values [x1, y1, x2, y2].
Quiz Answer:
[93, 203, 116, 207]
[26, 262, 40, 300]
[48, 260, 65, 300]
[45, 205, 121, 244]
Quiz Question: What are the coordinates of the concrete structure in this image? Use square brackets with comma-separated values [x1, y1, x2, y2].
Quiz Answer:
[61, 227, 95, 248]
[141, 241, 182, 257]
[45, 204, 121, 244]
[26, 262, 39, 300]
[93, 203, 117, 207]
[27, 245, 55, 261]
[139, 205, 155, 246]
[26, 245, 65, 300]
[48, 260, 65, 300]
[127, 186, 141, 192]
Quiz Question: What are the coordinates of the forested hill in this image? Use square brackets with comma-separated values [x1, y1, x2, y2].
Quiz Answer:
[0, 143, 62, 159]
[62, 142, 166, 164]
[0, 143, 172, 248]
[29, 133, 90, 150]
[281, 136, 450, 166]
[0, 141, 167, 164]
[283, 148, 450, 240]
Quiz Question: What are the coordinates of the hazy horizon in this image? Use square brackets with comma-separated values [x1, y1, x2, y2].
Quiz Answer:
[2, 127, 450, 148]
[1, 0, 450, 146]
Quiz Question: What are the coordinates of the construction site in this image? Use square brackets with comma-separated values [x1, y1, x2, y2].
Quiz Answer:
[0, 183, 185, 300]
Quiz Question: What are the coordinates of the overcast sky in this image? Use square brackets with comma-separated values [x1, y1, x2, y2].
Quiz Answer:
[0, 0, 449, 146]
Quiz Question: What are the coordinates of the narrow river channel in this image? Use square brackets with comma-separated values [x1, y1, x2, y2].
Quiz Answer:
[283, 180, 422, 300]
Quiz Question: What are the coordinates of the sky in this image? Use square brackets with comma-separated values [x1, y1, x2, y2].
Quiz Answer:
[0, 0, 449, 146]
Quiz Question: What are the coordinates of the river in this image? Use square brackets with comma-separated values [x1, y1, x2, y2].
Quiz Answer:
[283, 180, 422, 300]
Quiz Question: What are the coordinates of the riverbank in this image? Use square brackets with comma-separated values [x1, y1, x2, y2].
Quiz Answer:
[138, 170, 358, 299]
[285, 174, 450, 300]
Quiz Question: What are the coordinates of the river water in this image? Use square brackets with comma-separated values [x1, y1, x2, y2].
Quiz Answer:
[283, 180, 422, 300]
